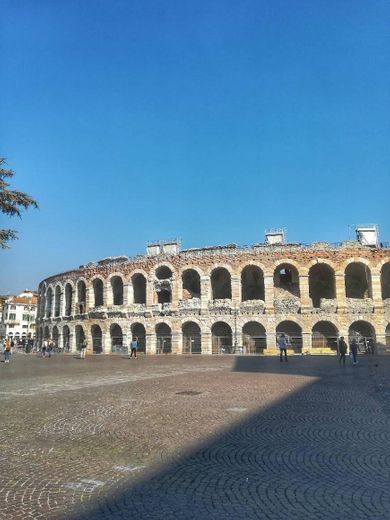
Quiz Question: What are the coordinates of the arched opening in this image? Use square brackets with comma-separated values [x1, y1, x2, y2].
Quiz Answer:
[54, 286, 61, 317]
[182, 270, 201, 299]
[110, 323, 124, 353]
[39, 291, 46, 319]
[241, 266, 265, 301]
[64, 283, 73, 316]
[312, 321, 338, 351]
[242, 322, 267, 354]
[43, 325, 50, 340]
[212, 321, 232, 354]
[155, 266, 172, 304]
[211, 268, 232, 300]
[91, 325, 103, 354]
[349, 321, 376, 352]
[46, 288, 53, 317]
[111, 276, 124, 306]
[93, 279, 104, 307]
[63, 325, 71, 352]
[309, 264, 336, 308]
[132, 274, 146, 304]
[182, 322, 201, 354]
[276, 321, 302, 353]
[52, 325, 59, 348]
[156, 323, 172, 354]
[77, 280, 87, 314]
[386, 324, 390, 351]
[381, 263, 390, 300]
[131, 323, 146, 353]
[75, 325, 85, 351]
[274, 264, 300, 298]
[345, 263, 372, 299]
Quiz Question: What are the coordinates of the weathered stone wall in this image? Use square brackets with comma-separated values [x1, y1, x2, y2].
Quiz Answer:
[36, 242, 390, 355]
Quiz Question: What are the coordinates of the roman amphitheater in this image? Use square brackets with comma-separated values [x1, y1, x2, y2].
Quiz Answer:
[36, 229, 390, 356]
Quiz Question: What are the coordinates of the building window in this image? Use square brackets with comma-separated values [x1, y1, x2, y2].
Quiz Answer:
[10, 305, 16, 310]
[9, 313, 16, 320]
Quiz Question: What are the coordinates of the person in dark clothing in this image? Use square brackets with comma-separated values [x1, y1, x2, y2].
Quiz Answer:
[350, 338, 358, 365]
[277, 334, 288, 362]
[338, 337, 348, 365]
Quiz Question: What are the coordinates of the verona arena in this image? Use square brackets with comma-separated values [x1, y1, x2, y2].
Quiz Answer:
[36, 235, 390, 355]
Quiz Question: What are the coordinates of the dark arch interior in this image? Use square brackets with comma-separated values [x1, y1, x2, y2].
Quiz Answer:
[276, 321, 302, 353]
[156, 323, 172, 353]
[211, 268, 232, 300]
[381, 263, 390, 299]
[309, 264, 336, 308]
[91, 325, 103, 353]
[131, 323, 146, 352]
[211, 322, 232, 354]
[241, 266, 265, 301]
[77, 281, 87, 313]
[182, 270, 201, 299]
[46, 289, 53, 317]
[63, 325, 71, 351]
[349, 321, 376, 346]
[75, 325, 85, 349]
[64, 284, 73, 316]
[312, 321, 338, 350]
[182, 322, 201, 353]
[156, 266, 172, 280]
[345, 263, 372, 299]
[110, 324, 123, 346]
[93, 279, 104, 307]
[158, 289, 171, 304]
[54, 286, 61, 317]
[132, 274, 146, 304]
[274, 264, 300, 297]
[111, 277, 124, 305]
[242, 321, 266, 353]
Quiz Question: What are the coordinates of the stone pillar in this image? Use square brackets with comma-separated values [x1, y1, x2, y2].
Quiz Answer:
[266, 332, 278, 355]
[172, 330, 182, 354]
[146, 278, 155, 307]
[201, 276, 211, 312]
[106, 281, 113, 307]
[264, 275, 274, 314]
[299, 275, 312, 313]
[127, 283, 134, 305]
[88, 285, 95, 309]
[231, 275, 241, 305]
[371, 273, 383, 312]
[171, 276, 179, 311]
[201, 331, 212, 355]
[146, 332, 156, 354]
[335, 274, 347, 312]
[102, 329, 111, 354]
[71, 288, 76, 316]
[302, 331, 312, 353]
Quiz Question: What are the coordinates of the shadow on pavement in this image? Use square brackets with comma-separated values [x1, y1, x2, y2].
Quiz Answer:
[69, 356, 390, 520]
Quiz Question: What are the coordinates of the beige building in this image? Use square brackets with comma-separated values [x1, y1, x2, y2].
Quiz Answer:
[36, 231, 390, 355]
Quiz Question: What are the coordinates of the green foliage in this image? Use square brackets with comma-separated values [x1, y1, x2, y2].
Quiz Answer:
[0, 158, 38, 249]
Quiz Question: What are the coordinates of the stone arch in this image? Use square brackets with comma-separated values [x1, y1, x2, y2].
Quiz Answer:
[276, 320, 302, 353]
[92, 277, 104, 307]
[91, 324, 103, 354]
[345, 262, 372, 299]
[64, 282, 73, 316]
[155, 265, 173, 304]
[241, 265, 265, 301]
[110, 323, 123, 352]
[348, 321, 376, 351]
[132, 273, 147, 304]
[211, 267, 232, 300]
[274, 263, 300, 298]
[182, 321, 201, 354]
[131, 323, 146, 353]
[381, 262, 390, 300]
[76, 279, 87, 314]
[45, 287, 53, 317]
[182, 269, 201, 299]
[110, 276, 124, 306]
[54, 285, 62, 317]
[62, 325, 71, 352]
[242, 321, 266, 354]
[75, 325, 85, 350]
[309, 263, 336, 308]
[312, 321, 339, 351]
[156, 323, 172, 354]
[211, 321, 232, 354]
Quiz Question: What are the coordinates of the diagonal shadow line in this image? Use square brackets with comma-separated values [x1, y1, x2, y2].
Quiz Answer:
[66, 356, 390, 520]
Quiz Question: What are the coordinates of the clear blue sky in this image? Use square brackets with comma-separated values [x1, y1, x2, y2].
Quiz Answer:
[1, 0, 389, 294]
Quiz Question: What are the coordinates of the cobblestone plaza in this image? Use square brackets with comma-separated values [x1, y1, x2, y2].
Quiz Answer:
[1, 353, 390, 519]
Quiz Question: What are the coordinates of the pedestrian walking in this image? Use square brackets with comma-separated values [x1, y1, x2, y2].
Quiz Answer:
[277, 333, 288, 362]
[350, 338, 358, 365]
[338, 336, 348, 365]
[47, 340, 54, 358]
[129, 337, 138, 358]
[42, 339, 48, 358]
[4, 338, 12, 363]
[80, 338, 87, 359]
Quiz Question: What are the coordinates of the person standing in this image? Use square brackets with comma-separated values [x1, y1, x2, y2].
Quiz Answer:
[277, 333, 288, 362]
[42, 339, 48, 358]
[350, 338, 358, 365]
[338, 336, 348, 365]
[129, 337, 139, 359]
[80, 338, 87, 359]
[4, 338, 12, 363]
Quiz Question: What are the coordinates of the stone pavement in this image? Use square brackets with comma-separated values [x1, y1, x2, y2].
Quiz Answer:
[0, 353, 390, 519]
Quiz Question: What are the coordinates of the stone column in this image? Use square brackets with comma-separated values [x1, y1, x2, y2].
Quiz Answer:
[299, 275, 312, 313]
[146, 332, 156, 354]
[264, 275, 274, 314]
[127, 283, 134, 305]
[302, 331, 312, 353]
[266, 332, 278, 355]
[171, 276, 179, 311]
[102, 329, 111, 354]
[231, 275, 241, 305]
[172, 330, 182, 354]
[106, 281, 113, 307]
[371, 273, 383, 312]
[146, 278, 155, 307]
[201, 331, 212, 355]
[88, 285, 95, 310]
[201, 276, 211, 312]
[335, 274, 347, 313]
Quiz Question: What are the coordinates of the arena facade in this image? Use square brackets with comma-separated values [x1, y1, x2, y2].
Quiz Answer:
[36, 230, 390, 355]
